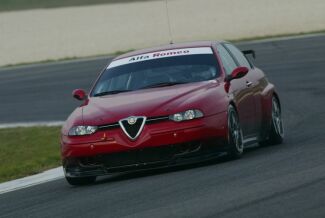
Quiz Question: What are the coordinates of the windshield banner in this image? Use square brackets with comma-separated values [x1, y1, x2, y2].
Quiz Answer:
[107, 47, 213, 69]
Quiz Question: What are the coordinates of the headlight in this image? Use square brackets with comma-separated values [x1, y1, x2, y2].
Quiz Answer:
[169, 109, 204, 122]
[68, 126, 98, 136]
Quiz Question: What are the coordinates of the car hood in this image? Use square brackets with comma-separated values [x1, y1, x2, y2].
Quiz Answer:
[82, 81, 219, 125]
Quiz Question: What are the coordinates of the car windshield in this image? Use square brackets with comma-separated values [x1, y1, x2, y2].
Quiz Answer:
[91, 52, 220, 97]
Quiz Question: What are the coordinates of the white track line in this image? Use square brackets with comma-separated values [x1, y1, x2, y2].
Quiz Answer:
[0, 121, 64, 129]
[0, 167, 64, 194]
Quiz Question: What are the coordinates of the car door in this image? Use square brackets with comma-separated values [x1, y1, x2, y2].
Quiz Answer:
[216, 44, 256, 137]
[223, 43, 261, 137]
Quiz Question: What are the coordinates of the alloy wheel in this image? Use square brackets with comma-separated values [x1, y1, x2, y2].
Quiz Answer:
[272, 97, 284, 137]
[229, 110, 244, 153]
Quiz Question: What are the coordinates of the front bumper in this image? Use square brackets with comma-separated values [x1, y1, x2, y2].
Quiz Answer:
[61, 113, 228, 177]
[63, 140, 226, 178]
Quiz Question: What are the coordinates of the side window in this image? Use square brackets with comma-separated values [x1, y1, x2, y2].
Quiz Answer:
[224, 43, 251, 68]
[217, 44, 237, 75]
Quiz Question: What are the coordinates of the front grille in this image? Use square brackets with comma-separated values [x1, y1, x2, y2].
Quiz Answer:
[79, 146, 174, 168]
[146, 116, 169, 124]
[98, 123, 119, 130]
[98, 116, 169, 131]
[79, 142, 202, 168]
[120, 117, 145, 139]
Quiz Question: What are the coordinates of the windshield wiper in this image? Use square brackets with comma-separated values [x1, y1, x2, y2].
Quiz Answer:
[140, 82, 187, 89]
[93, 90, 131, 97]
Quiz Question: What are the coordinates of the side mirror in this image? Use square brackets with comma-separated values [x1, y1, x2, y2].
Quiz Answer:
[72, 89, 87, 101]
[225, 67, 249, 82]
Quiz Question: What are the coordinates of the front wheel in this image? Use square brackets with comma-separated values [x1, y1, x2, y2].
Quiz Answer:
[65, 176, 96, 186]
[226, 105, 244, 159]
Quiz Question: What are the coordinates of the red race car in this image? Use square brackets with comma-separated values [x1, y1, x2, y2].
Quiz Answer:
[61, 41, 284, 185]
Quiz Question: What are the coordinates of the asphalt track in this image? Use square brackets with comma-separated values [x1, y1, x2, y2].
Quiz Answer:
[0, 57, 110, 123]
[1, 35, 325, 217]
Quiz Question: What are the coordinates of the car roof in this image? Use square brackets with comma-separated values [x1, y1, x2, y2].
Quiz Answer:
[114, 40, 225, 61]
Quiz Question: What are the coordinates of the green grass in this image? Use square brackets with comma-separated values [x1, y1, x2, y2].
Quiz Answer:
[0, 0, 156, 12]
[0, 127, 61, 183]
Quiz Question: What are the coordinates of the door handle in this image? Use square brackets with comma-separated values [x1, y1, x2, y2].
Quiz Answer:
[246, 81, 253, 87]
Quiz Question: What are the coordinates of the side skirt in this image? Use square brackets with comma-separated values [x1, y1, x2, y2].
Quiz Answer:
[243, 136, 259, 148]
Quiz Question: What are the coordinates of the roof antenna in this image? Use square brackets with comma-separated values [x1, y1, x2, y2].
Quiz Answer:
[165, 0, 173, 44]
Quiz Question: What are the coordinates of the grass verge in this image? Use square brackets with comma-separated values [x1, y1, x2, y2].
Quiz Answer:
[0, 0, 156, 12]
[0, 127, 61, 183]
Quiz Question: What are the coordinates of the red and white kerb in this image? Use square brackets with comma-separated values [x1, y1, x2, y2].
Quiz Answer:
[107, 47, 213, 69]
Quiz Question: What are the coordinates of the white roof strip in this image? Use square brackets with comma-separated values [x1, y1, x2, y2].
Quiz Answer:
[108, 47, 213, 69]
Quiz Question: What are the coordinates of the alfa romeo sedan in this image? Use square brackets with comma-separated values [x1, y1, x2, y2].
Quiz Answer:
[61, 41, 284, 185]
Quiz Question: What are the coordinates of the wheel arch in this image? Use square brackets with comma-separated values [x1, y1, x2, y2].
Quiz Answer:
[272, 91, 282, 111]
[229, 100, 239, 114]
[260, 84, 281, 141]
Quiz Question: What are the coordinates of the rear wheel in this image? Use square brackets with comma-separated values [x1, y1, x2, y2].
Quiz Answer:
[260, 96, 284, 146]
[226, 105, 244, 159]
[65, 176, 96, 186]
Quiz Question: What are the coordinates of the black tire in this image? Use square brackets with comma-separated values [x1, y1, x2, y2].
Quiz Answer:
[260, 96, 284, 146]
[65, 176, 96, 186]
[226, 105, 244, 159]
